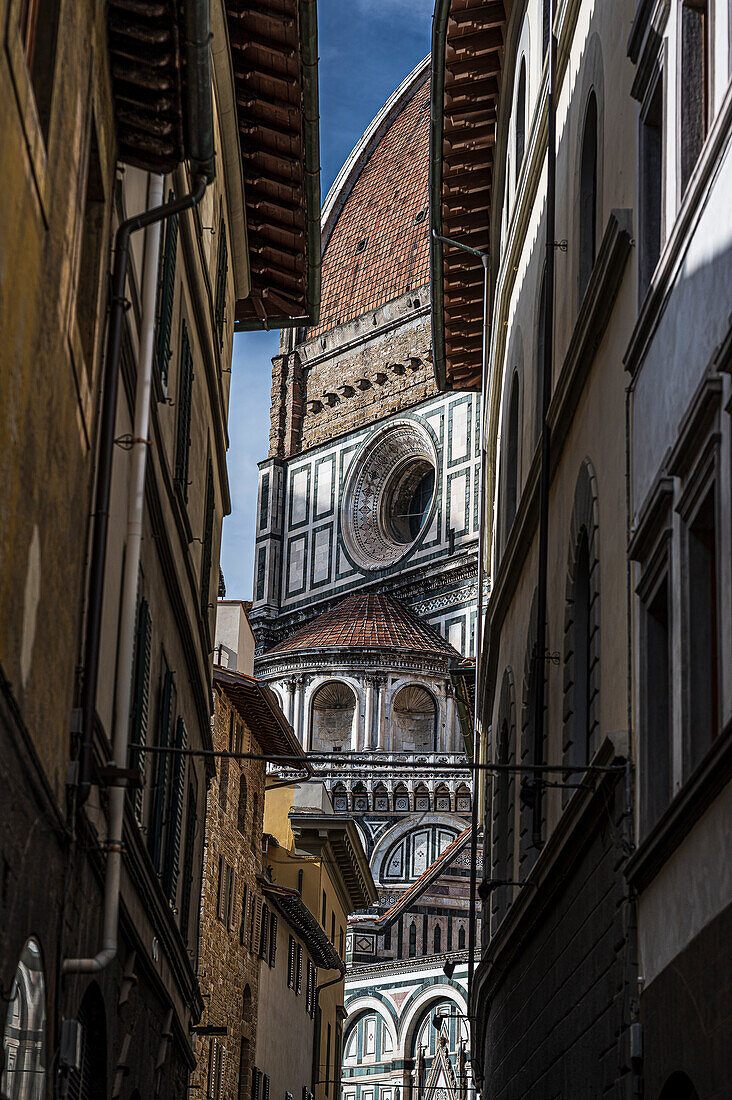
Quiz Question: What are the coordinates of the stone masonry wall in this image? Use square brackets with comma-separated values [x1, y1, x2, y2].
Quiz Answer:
[270, 288, 438, 459]
[193, 684, 265, 1100]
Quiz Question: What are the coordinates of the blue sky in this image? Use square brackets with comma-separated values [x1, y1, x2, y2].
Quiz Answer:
[220, 0, 434, 600]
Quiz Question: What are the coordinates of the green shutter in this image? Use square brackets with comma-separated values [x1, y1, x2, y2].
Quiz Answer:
[214, 219, 228, 348]
[164, 716, 187, 905]
[201, 459, 215, 618]
[129, 598, 152, 824]
[155, 192, 178, 389]
[148, 669, 174, 871]
[179, 784, 197, 940]
[175, 320, 194, 499]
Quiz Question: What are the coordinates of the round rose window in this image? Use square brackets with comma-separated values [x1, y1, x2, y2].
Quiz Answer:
[341, 420, 437, 571]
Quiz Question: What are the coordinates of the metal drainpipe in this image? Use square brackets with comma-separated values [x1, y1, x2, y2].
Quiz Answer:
[76, 175, 208, 808]
[532, 9, 557, 847]
[65, 173, 209, 974]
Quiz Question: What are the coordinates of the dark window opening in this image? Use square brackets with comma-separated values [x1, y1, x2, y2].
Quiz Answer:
[17, 0, 60, 137]
[458, 926, 466, 950]
[238, 776, 247, 835]
[579, 91, 598, 298]
[504, 372, 520, 538]
[681, 1, 708, 194]
[408, 922, 417, 958]
[433, 924, 441, 954]
[639, 76, 663, 297]
[515, 58, 527, 182]
[641, 570, 671, 836]
[687, 485, 718, 774]
[76, 123, 105, 376]
[571, 528, 592, 768]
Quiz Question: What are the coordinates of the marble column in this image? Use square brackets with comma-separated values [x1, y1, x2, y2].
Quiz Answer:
[283, 679, 295, 724]
[364, 677, 375, 750]
[376, 677, 387, 750]
[350, 690, 360, 751]
[292, 677, 304, 743]
[300, 679, 311, 750]
[445, 690, 456, 752]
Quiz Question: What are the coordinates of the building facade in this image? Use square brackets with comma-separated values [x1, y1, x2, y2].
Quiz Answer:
[430, 1, 732, 1098]
[0, 2, 321, 1095]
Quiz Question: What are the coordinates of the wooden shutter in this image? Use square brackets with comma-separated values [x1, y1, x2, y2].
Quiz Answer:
[214, 218, 228, 347]
[180, 783, 197, 939]
[295, 943, 302, 994]
[216, 856, 224, 921]
[218, 1045, 226, 1100]
[175, 320, 194, 499]
[155, 193, 178, 388]
[251, 1066, 260, 1100]
[262, 1074, 269, 1100]
[149, 669, 174, 871]
[239, 883, 248, 945]
[258, 903, 268, 958]
[163, 716, 187, 904]
[268, 912, 277, 967]
[208, 1039, 217, 1099]
[130, 597, 152, 824]
[201, 459, 215, 617]
[229, 870, 237, 930]
[287, 936, 295, 988]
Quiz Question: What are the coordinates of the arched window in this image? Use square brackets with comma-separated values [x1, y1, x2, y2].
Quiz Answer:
[391, 685, 437, 753]
[504, 372, 520, 538]
[433, 924, 442, 954]
[515, 58, 527, 183]
[457, 926, 466, 950]
[1, 938, 47, 1100]
[311, 681, 357, 753]
[659, 1072, 700, 1100]
[408, 922, 417, 958]
[237, 775, 247, 835]
[535, 267, 547, 445]
[579, 91, 598, 298]
[571, 529, 591, 767]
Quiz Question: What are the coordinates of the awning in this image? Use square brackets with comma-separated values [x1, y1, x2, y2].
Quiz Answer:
[262, 882, 344, 971]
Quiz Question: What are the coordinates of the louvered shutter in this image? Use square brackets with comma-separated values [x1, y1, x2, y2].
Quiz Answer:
[214, 219, 228, 347]
[149, 669, 174, 870]
[201, 459, 215, 617]
[295, 943, 302, 994]
[130, 598, 152, 824]
[155, 194, 178, 389]
[262, 1074, 270, 1100]
[268, 913, 277, 967]
[180, 785, 197, 938]
[216, 856, 224, 921]
[251, 1066, 260, 1100]
[287, 936, 295, 988]
[175, 320, 194, 499]
[163, 716, 187, 905]
[218, 1045, 227, 1100]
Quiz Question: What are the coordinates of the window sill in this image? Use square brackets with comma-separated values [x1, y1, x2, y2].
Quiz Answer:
[625, 717, 732, 894]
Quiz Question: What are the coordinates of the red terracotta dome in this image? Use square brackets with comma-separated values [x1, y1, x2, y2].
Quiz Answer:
[267, 593, 460, 657]
[309, 61, 431, 338]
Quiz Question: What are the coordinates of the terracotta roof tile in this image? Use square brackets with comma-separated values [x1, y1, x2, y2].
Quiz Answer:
[266, 593, 460, 658]
[309, 78, 431, 337]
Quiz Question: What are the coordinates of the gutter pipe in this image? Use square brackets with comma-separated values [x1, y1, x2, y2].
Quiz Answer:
[532, 8, 557, 847]
[77, 0, 214, 806]
[64, 172, 168, 974]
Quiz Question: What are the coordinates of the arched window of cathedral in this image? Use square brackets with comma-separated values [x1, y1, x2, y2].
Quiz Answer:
[374, 783, 389, 811]
[458, 926, 466, 950]
[344, 1027, 358, 1066]
[408, 922, 417, 958]
[311, 681, 357, 753]
[504, 371, 520, 543]
[456, 785, 471, 813]
[433, 924, 442, 954]
[332, 782, 348, 812]
[579, 91, 598, 299]
[1, 938, 47, 1100]
[435, 784, 451, 812]
[391, 684, 437, 753]
[515, 58, 527, 183]
[393, 783, 409, 812]
[352, 782, 369, 812]
[415, 784, 430, 812]
[381, 825, 459, 884]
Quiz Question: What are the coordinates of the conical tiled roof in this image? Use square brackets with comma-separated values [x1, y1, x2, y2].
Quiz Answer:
[266, 593, 461, 658]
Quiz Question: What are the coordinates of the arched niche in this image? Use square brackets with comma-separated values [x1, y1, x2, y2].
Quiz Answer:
[310, 680, 357, 752]
[391, 684, 437, 753]
[1, 937, 47, 1100]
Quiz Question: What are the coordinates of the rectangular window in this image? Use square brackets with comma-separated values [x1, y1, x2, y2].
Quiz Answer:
[163, 716, 188, 905]
[75, 122, 105, 376]
[331, 911, 335, 944]
[17, 0, 60, 137]
[287, 935, 296, 989]
[639, 74, 663, 298]
[260, 473, 270, 530]
[180, 783, 197, 942]
[256, 547, 267, 603]
[155, 195, 178, 390]
[249, 895, 256, 953]
[219, 861, 234, 927]
[239, 884, 248, 946]
[175, 320, 194, 500]
[686, 485, 719, 773]
[339, 928, 344, 957]
[641, 570, 672, 837]
[680, 0, 709, 194]
[259, 904, 269, 959]
[219, 757, 229, 812]
[148, 668, 175, 872]
[129, 596, 152, 825]
[216, 856, 224, 921]
[214, 217, 229, 347]
[201, 458, 215, 618]
[325, 1022, 331, 1096]
[322, 890, 327, 926]
[295, 943, 303, 994]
